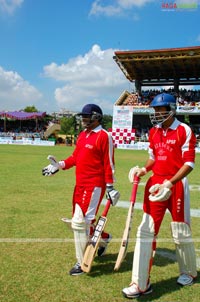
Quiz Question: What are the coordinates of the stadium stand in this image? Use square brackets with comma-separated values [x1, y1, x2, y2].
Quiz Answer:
[113, 46, 200, 148]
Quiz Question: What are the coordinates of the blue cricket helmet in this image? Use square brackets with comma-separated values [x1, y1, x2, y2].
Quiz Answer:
[149, 93, 176, 126]
[77, 104, 103, 122]
[150, 93, 176, 109]
[78, 104, 103, 116]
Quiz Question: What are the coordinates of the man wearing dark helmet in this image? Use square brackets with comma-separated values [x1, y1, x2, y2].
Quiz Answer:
[42, 103, 120, 276]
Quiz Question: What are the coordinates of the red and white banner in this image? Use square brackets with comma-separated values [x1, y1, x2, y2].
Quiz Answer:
[109, 128, 136, 148]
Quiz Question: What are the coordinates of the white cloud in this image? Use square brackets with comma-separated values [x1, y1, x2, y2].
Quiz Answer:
[89, 1, 122, 17]
[0, 66, 42, 111]
[197, 34, 200, 42]
[89, 0, 154, 16]
[118, 0, 154, 8]
[43, 44, 128, 114]
[0, 0, 24, 15]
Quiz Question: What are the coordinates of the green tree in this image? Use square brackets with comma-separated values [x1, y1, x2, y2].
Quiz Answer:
[102, 114, 113, 130]
[23, 106, 38, 112]
[60, 116, 76, 135]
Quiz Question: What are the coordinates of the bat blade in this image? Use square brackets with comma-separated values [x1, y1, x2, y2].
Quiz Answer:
[114, 175, 140, 271]
[114, 203, 134, 271]
[81, 199, 111, 273]
[81, 216, 107, 273]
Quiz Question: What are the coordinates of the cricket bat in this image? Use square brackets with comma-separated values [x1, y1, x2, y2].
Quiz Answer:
[81, 199, 111, 273]
[114, 175, 140, 271]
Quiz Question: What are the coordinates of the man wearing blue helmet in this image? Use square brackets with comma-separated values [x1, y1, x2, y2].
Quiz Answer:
[149, 93, 177, 126]
[42, 103, 120, 276]
[122, 93, 197, 299]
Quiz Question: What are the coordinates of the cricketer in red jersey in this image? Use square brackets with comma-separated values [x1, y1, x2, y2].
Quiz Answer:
[123, 93, 197, 299]
[42, 104, 120, 276]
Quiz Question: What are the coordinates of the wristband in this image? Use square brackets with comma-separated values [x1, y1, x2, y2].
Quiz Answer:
[141, 167, 147, 174]
[58, 160, 65, 169]
[106, 184, 113, 192]
[164, 180, 173, 189]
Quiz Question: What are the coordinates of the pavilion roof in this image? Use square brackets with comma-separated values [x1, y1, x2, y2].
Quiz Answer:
[113, 46, 200, 86]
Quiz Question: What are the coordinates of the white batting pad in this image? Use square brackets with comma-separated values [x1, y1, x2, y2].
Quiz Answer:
[71, 204, 88, 264]
[171, 222, 197, 278]
[132, 213, 155, 291]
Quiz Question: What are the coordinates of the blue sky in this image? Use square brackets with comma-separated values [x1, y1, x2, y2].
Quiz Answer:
[0, 0, 200, 114]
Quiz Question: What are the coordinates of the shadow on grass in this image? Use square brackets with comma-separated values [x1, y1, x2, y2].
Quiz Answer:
[86, 250, 199, 301]
[132, 274, 200, 302]
[88, 247, 177, 277]
[86, 251, 134, 277]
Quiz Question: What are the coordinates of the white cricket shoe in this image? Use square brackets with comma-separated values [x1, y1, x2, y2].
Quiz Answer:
[122, 283, 152, 299]
[177, 274, 194, 286]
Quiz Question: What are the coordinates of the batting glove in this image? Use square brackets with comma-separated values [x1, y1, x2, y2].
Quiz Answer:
[128, 166, 147, 182]
[149, 180, 173, 202]
[106, 184, 120, 206]
[42, 155, 65, 176]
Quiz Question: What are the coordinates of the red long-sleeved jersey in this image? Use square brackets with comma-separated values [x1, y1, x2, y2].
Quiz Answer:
[148, 118, 196, 176]
[62, 125, 115, 186]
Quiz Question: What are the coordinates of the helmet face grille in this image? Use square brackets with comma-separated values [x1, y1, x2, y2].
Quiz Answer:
[90, 111, 102, 122]
[149, 110, 174, 126]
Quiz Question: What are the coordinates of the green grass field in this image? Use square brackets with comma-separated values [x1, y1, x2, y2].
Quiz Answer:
[0, 145, 199, 302]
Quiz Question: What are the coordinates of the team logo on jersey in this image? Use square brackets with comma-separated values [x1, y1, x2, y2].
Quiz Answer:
[158, 149, 167, 161]
[85, 144, 93, 149]
[155, 142, 173, 152]
[158, 149, 165, 155]
[166, 139, 176, 144]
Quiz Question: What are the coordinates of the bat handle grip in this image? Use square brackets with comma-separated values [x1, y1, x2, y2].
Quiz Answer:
[102, 199, 111, 216]
[130, 175, 140, 203]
